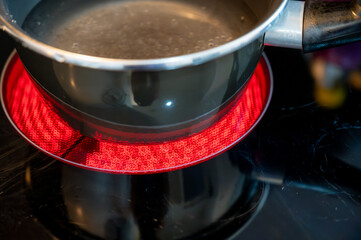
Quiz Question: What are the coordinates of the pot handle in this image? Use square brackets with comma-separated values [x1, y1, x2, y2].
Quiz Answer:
[303, 0, 361, 52]
[238, 131, 361, 197]
[250, 146, 361, 196]
[265, 0, 361, 52]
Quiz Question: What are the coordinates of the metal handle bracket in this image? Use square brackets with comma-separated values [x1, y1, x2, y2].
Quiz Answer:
[264, 1, 304, 49]
[303, 0, 361, 52]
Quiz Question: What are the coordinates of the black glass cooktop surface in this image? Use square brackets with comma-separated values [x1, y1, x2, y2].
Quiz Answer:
[1, 30, 361, 239]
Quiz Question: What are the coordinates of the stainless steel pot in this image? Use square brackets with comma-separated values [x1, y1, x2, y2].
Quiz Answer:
[0, 0, 360, 142]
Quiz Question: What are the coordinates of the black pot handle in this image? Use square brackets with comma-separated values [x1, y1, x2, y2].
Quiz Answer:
[265, 0, 361, 52]
[303, 0, 361, 52]
[233, 125, 361, 197]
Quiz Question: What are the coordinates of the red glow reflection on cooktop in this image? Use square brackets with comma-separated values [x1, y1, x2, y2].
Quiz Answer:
[2, 54, 271, 174]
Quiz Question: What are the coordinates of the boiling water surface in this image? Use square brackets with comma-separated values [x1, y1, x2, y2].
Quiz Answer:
[23, 0, 258, 59]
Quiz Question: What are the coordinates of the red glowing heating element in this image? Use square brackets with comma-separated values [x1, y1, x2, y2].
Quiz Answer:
[2, 54, 271, 174]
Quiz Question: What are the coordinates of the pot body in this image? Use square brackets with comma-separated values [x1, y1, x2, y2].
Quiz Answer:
[25, 148, 267, 240]
[0, 0, 286, 140]
[17, 37, 263, 133]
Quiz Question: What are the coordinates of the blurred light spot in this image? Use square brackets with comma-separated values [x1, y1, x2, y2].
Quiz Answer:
[165, 101, 173, 107]
[314, 84, 346, 109]
[349, 70, 361, 90]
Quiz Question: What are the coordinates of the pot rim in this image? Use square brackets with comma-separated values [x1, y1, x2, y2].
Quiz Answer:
[0, 0, 288, 71]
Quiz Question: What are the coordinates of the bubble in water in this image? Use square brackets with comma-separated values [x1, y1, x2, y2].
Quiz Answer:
[208, 39, 214, 47]
[171, 18, 177, 25]
[197, 40, 205, 45]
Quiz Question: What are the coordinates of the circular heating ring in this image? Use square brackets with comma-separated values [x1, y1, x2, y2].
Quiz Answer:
[1, 51, 273, 174]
